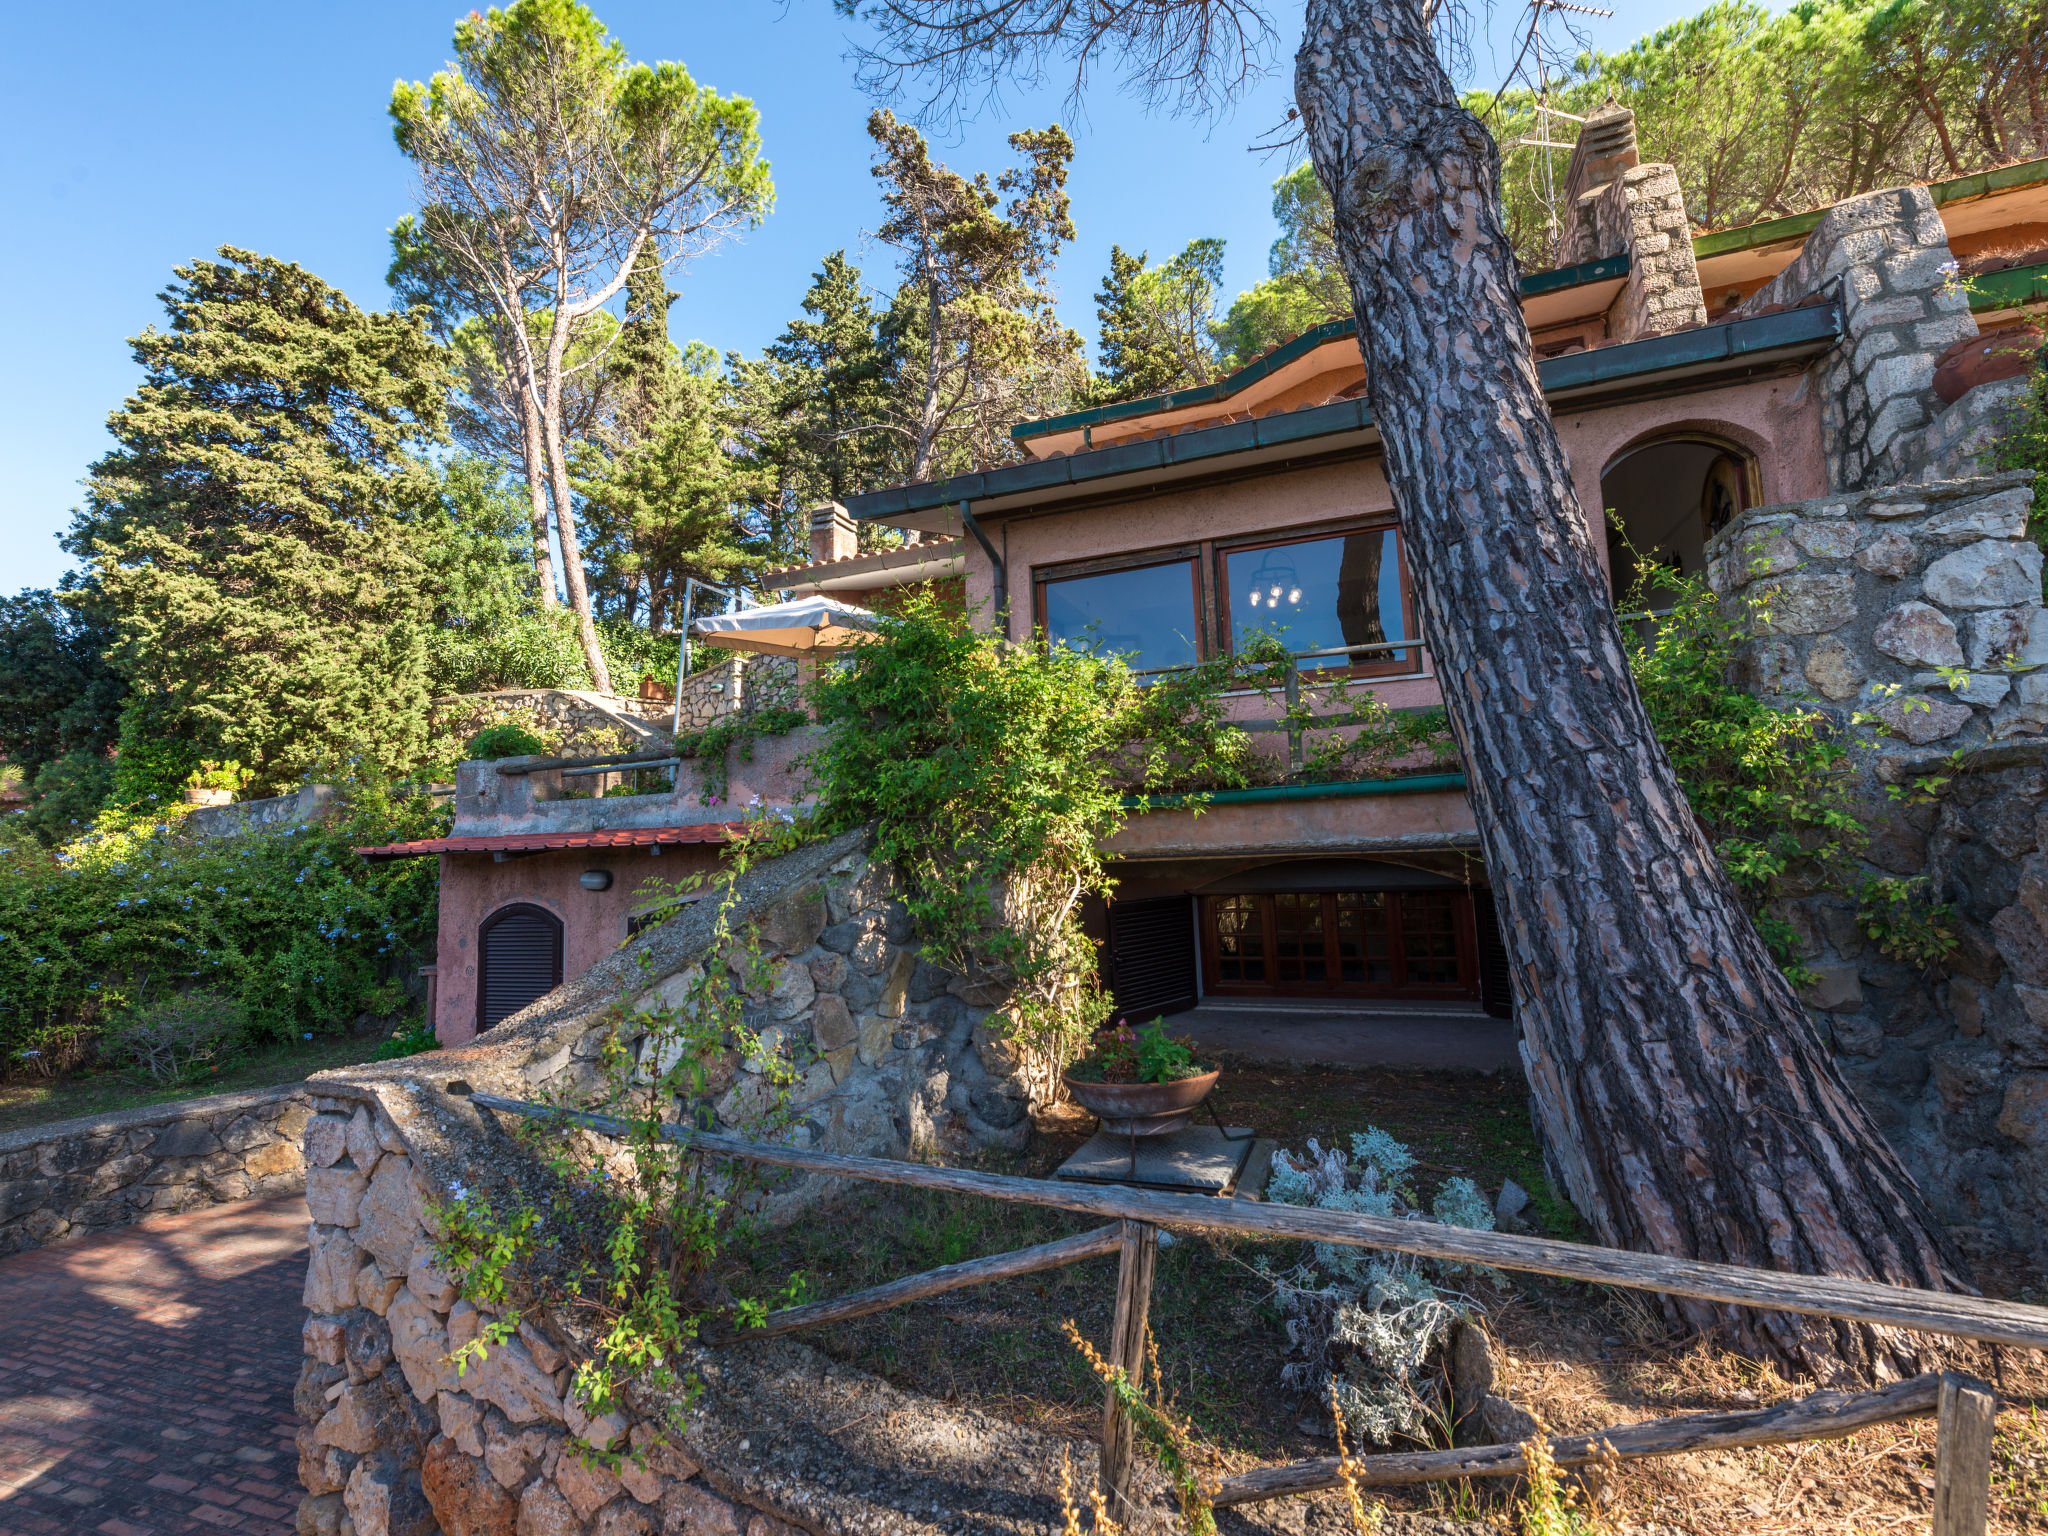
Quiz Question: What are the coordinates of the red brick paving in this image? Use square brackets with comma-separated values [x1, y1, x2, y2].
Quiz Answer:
[0, 1198, 308, 1536]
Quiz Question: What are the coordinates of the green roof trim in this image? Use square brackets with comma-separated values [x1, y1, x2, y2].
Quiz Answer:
[1692, 156, 2048, 264]
[1971, 260, 2048, 314]
[1122, 772, 1470, 811]
[847, 302, 1841, 525]
[1013, 252, 1631, 442]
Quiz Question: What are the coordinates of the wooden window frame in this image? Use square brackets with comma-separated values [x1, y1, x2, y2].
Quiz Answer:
[1214, 519, 1422, 680]
[476, 902, 564, 1033]
[1197, 890, 1478, 1000]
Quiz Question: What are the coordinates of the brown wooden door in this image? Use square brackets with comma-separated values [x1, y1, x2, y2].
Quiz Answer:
[1199, 890, 1479, 1000]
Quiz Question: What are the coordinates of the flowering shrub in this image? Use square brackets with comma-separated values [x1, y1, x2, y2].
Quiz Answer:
[0, 774, 446, 1069]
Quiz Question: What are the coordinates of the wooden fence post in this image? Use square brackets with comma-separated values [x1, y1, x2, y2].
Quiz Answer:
[1099, 1219, 1159, 1520]
[1933, 1371, 1997, 1536]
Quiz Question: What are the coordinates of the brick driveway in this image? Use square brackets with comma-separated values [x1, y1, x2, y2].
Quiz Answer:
[0, 1198, 308, 1536]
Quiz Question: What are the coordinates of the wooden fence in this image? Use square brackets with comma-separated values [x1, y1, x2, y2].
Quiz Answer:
[460, 1088, 2032, 1535]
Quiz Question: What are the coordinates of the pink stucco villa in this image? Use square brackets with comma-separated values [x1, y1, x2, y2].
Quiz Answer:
[368, 104, 2048, 1043]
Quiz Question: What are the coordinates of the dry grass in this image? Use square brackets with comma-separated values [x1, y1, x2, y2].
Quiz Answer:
[718, 1065, 2048, 1533]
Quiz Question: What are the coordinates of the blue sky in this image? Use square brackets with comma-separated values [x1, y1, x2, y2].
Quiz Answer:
[0, 0, 1674, 593]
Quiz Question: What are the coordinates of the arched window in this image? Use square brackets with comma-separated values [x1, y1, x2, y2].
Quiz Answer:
[477, 903, 563, 1032]
[1600, 436, 1758, 605]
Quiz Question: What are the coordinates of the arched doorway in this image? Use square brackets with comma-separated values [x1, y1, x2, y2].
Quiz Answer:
[477, 903, 563, 1032]
[1600, 436, 1757, 605]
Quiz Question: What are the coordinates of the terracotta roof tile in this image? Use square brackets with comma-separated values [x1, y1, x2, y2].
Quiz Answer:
[354, 824, 745, 860]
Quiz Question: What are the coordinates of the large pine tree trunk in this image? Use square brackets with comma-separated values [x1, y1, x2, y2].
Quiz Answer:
[1295, 0, 1968, 1381]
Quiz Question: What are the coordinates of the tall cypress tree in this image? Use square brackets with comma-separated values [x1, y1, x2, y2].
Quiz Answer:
[70, 248, 451, 800]
[766, 251, 893, 504]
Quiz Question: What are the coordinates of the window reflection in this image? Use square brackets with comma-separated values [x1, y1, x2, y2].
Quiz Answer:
[1042, 559, 1199, 672]
[1227, 529, 1410, 667]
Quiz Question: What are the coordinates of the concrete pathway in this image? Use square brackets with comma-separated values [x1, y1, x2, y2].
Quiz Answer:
[0, 1197, 308, 1536]
[1176, 999, 1520, 1072]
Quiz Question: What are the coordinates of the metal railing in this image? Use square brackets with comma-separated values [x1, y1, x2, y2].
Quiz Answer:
[458, 1087, 2025, 1531]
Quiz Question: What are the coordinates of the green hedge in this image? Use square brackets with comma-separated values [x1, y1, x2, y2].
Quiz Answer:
[0, 777, 447, 1069]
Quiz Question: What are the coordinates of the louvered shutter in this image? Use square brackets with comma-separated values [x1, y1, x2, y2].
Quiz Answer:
[478, 906, 563, 1031]
[1472, 888, 1514, 1020]
[1106, 896, 1198, 1020]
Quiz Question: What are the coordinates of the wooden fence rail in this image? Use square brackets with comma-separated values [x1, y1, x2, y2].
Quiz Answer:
[458, 1087, 2030, 1532]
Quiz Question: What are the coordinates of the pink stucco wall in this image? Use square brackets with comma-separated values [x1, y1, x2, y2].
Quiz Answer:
[968, 369, 1828, 663]
[432, 842, 726, 1046]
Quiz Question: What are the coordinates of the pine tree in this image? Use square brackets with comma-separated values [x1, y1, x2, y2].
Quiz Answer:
[765, 252, 894, 505]
[1091, 240, 1226, 403]
[68, 248, 451, 800]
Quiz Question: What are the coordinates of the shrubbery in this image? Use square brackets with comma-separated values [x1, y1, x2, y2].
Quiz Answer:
[0, 775, 446, 1073]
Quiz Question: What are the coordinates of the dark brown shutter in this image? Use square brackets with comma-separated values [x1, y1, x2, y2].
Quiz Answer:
[1472, 888, 1513, 1020]
[1106, 896, 1198, 1020]
[478, 904, 563, 1031]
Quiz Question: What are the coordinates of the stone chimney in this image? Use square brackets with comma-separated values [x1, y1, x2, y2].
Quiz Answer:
[1556, 100, 1708, 344]
[809, 501, 857, 565]
[1558, 99, 1640, 262]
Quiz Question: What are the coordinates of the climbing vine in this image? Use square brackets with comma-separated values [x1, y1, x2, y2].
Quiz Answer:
[428, 809, 813, 1452]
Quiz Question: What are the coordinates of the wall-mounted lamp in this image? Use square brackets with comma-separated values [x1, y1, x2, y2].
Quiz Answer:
[579, 870, 614, 891]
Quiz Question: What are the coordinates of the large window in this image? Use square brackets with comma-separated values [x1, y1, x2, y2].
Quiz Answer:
[1223, 528, 1415, 673]
[1040, 557, 1200, 673]
[1200, 889, 1475, 998]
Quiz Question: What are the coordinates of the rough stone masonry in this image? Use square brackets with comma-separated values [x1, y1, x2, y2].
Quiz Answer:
[1710, 468, 2048, 1276]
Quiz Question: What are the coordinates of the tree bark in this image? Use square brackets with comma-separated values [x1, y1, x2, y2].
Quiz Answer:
[517, 372, 559, 607]
[540, 275, 613, 696]
[1294, 0, 1969, 1382]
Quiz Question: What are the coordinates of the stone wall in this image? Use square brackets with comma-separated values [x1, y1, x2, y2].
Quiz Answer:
[432, 691, 676, 757]
[185, 784, 345, 841]
[290, 828, 1070, 1536]
[1916, 375, 2032, 485]
[1707, 469, 2040, 748]
[1736, 185, 1979, 491]
[672, 655, 802, 735]
[0, 1084, 309, 1257]
[1708, 469, 2048, 1273]
[1589, 164, 1709, 343]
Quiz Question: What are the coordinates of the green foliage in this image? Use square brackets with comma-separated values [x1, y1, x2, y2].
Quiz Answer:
[1214, 165, 1353, 368]
[101, 992, 246, 1086]
[391, 0, 774, 692]
[1855, 874, 1962, 973]
[371, 1017, 442, 1060]
[672, 706, 807, 805]
[1474, 0, 2045, 267]
[802, 596, 1157, 1086]
[467, 723, 549, 760]
[866, 110, 1087, 479]
[0, 775, 445, 1068]
[18, 753, 118, 849]
[69, 248, 452, 800]
[186, 760, 251, 794]
[1068, 1016, 1204, 1084]
[0, 585, 126, 793]
[753, 251, 896, 521]
[1621, 558, 1864, 976]
[1090, 239, 1227, 403]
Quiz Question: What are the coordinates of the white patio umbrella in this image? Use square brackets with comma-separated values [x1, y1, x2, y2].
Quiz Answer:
[690, 595, 881, 657]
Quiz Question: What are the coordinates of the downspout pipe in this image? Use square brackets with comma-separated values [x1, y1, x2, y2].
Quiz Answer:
[957, 500, 1008, 639]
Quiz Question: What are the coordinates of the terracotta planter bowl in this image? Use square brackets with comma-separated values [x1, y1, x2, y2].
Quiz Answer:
[1061, 1069, 1219, 1137]
[183, 787, 232, 807]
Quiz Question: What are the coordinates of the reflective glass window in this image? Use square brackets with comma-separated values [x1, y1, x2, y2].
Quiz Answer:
[1225, 529, 1411, 666]
[1042, 559, 1199, 673]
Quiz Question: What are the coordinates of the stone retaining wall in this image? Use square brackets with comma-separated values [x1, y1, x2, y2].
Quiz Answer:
[290, 828, 1065, 1536]
[0, 1083, 309, 1257]
[673, 656, 802, 735]
[1710, 468, 2048, 1272]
